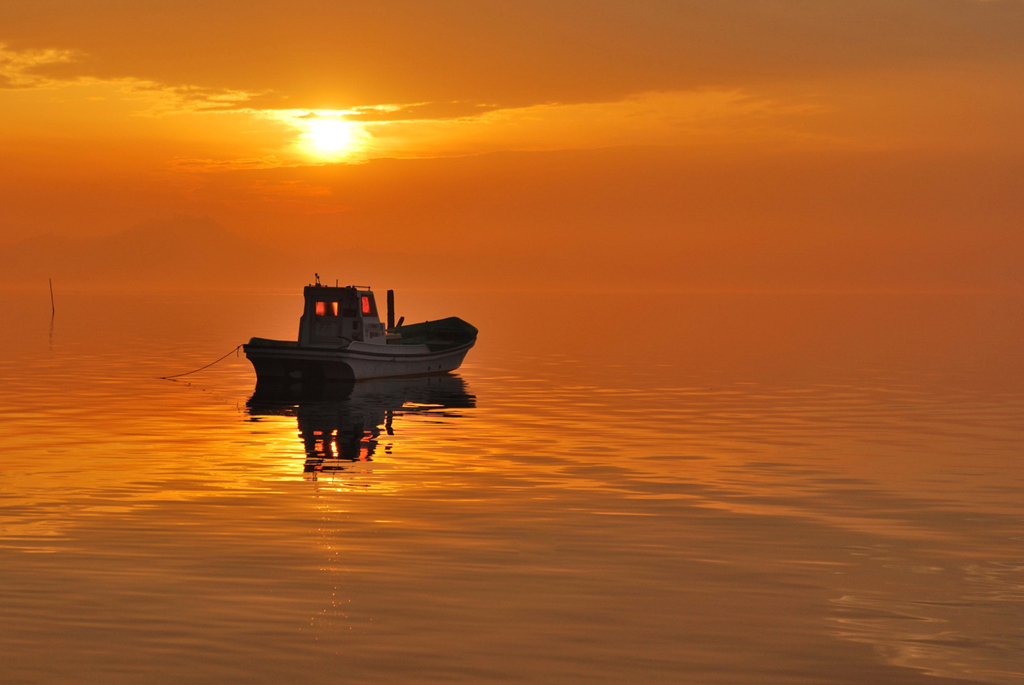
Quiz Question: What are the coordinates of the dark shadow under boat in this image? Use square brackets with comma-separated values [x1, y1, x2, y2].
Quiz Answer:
[247, 374, 476, 479]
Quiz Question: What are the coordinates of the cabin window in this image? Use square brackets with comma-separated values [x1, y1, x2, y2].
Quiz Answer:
[360, 293, 378, 316]
[315, 301, 337, 317]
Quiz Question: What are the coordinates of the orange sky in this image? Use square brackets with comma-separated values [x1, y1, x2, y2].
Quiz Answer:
[1, 1, 1022, 289]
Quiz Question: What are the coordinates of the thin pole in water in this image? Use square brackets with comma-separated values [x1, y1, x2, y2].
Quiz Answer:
[48, 278, 55, 315]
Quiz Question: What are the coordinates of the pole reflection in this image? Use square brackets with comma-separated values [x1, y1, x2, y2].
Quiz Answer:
[246, 375, 476, 479]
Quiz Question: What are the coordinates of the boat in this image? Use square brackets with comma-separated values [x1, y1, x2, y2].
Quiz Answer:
[243, 279, 477, 390]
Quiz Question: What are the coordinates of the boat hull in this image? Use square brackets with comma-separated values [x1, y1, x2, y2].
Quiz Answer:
[243, 339, 474, 387]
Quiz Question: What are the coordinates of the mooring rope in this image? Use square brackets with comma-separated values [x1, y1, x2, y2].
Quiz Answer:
[160, 344, 243, 380]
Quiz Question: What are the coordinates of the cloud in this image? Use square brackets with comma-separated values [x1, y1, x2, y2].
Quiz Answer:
[2, 0, 1023, 111]
[0, 42, 263, 115]
[340, 90, 836, 161]
[0, 43, 77, 88]
[342, 102, 504, 123]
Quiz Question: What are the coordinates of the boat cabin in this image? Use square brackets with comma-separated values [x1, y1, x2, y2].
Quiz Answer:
[298, 284, 387, 347]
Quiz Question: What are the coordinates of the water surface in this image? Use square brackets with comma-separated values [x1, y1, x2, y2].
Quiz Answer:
[1, 288, 1022, 684]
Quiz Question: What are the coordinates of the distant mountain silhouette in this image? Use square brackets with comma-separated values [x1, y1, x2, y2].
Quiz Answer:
[0, 215, 480, 290]
[5, 212, 1022, 292]
[0, 216, 290, 286]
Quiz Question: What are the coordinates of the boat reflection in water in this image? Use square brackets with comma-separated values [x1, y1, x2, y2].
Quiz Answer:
[247, 375, 475, 479]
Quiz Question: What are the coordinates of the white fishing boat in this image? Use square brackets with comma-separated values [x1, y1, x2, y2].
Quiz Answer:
[243, 279, 477, 388]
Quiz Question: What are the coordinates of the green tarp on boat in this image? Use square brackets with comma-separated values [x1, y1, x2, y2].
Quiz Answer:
[392, 317, 478, 352]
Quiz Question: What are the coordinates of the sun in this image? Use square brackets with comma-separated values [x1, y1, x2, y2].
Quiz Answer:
[303, 118, 358, 157]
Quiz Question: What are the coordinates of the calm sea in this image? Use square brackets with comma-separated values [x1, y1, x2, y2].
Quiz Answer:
[1, 287, 1022, 684]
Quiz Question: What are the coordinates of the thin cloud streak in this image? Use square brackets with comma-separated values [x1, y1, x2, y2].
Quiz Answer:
[0, 43, 77, 88]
